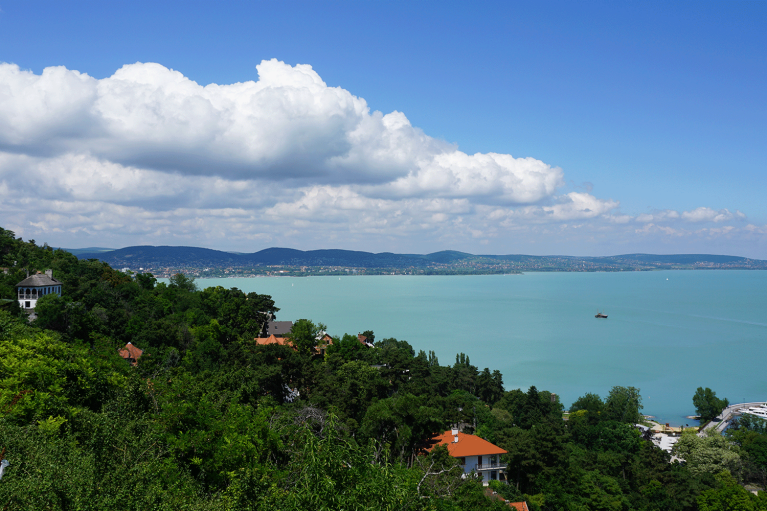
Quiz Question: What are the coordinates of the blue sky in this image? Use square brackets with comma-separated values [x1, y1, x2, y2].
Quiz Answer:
[1, 1, 765, 257]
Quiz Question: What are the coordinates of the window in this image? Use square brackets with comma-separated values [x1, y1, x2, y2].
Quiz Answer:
[458, 457, 465, 465]
[491, 471, 497, 480]
[25, 301, 30, 308]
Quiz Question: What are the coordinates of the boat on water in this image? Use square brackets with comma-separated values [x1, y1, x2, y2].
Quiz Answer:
[741, 405, 767, 420]
[595, 312, 608, 319]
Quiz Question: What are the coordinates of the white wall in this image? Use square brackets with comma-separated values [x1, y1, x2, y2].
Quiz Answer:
[18, 285, 61, 309]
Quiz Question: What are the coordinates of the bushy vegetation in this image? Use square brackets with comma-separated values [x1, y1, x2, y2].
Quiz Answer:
[1, 227, 766, 510]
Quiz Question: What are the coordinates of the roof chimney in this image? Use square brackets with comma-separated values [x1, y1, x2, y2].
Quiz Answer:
[45, 269, 53, 278]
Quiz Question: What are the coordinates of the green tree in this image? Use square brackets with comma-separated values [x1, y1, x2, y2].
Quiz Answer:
[728, 415, 767, 473]
[577, 470, 630, 511]
[286, 318, 326, 355]
[604, 386, 643, 424]
[693, 387, 729, 423]
[168, 272, 197, 292]
[326, 333, 369, 361]
[33, 293, 69, 332]
[673, 430, 742, 477]
[697, 470, 767, 511]
[0, 328, 127, 424]
[570, 392, 605, 416]
[359, 393, 441, 463]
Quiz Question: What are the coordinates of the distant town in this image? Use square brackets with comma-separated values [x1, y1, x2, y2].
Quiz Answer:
[66, 246, 767, 278]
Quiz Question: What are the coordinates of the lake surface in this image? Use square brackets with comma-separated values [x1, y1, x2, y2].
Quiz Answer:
[175, 271, 767, 425]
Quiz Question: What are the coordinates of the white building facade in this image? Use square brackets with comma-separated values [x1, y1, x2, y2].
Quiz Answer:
[15, 270, 62, 310]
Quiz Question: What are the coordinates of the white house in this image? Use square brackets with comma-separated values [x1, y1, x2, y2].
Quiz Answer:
[15, 270, 62, 310]
[427, 428, 508, 485]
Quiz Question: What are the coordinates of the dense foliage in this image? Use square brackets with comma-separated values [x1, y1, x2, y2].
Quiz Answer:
[1, 227, 765, 510]
[693, 387, 730, 424]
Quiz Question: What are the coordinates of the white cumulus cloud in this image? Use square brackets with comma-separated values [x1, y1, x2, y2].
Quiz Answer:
[0, 59, 563, 201]
[0, 59, 755, 255]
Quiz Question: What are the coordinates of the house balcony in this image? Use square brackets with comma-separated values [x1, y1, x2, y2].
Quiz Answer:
[475, 462, 507, 471]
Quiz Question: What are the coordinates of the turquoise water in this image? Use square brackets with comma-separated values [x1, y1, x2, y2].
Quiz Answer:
[178, 271, 767, 426]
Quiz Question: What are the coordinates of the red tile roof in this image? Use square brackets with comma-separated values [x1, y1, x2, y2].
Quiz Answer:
[256, 334, 292, 347]
[426, 430, 507, 457]
[357, 333, 374, 347]
[118, 342, 143, 366]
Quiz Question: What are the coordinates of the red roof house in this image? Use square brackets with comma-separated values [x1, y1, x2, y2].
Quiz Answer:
[357, 333, 374, 348]
[255, 334, 293, 348]
[426, 428, 508, 485]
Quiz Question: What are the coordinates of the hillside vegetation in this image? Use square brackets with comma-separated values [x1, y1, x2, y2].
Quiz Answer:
[1, 227, 766, 510]
[72, 245, 767, 278]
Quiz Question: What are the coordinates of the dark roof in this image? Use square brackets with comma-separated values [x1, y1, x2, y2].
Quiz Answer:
[267, 321, 293, 337]
[16, 273, 61, 287]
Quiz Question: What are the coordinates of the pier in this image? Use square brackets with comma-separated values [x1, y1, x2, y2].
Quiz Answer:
[699, 402, 765, 436]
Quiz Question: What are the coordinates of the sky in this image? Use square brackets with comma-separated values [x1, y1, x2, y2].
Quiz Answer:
[0, 1, 765, 257]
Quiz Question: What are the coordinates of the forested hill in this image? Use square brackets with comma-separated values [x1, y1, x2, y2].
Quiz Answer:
[73, 245, 767, 272]
[75, 245, 447, 268]
[2, 227, 767, 509]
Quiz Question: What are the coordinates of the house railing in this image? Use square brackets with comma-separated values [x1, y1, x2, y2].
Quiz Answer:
[475, 462, 507, 471]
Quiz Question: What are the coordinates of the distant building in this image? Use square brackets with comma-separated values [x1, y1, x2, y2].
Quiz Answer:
[316, 334, 333, 356]
[357, 333, 375, 348]
[15, 270, 62, 310]
[260, 320, 293, 338]
[256, 332, 334, 357]
[255, 334, 293, 348]
[118, 342, 144, 366]
[426, 428, 508, 485]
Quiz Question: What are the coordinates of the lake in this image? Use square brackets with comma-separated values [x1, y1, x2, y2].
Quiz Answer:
[170, 270, 767, 426]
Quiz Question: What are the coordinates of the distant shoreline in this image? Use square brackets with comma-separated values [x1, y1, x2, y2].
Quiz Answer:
[71, 246, 767, 278]
[151, 268, 767, 279]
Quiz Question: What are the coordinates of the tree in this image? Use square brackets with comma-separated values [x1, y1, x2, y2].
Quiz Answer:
[134, 272, 157, 291]
[570, 392, 605, 415]
[359, 393, 441, 462]
[33, 293, 68, 332]
[286, 319, 327, 355]
[604, 386, 643, 424]
[476, 368, 504, 405]
[168, 272, 197, 292]
[693, 387, 729, 423]
[672, 430, 742, 477]
[697, 470, 767, 511]
[0, 328, 127, 424]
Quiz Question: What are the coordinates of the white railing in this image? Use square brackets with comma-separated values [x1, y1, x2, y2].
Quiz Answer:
[475, 462, 507, 470]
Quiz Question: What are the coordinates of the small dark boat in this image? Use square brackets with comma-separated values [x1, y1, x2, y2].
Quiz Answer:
[595, 312, 608, 319]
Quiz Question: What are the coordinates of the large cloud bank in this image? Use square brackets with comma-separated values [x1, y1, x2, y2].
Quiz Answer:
[0, 60, 759, 254]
